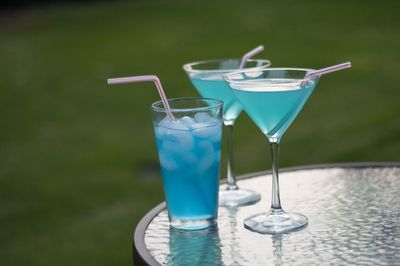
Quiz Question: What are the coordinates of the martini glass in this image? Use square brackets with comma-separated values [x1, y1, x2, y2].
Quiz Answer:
[183, 59, 271, 207]
[223, 68, 319, 234]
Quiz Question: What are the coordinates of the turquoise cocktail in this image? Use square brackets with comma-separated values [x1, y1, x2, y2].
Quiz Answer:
[183, 59, 271, 207]
[224, 68, 319, 234]
[189, 74, 242, 124]
[152, 98, 223, 230]
[231, 78, 316, 142]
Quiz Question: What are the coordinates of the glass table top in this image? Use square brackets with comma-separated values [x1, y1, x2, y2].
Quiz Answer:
[141, 164, 400, 265]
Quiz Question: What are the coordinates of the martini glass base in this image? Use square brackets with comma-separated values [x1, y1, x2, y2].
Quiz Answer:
[219, 186, 261, 207]
[244, 210, 308, 234]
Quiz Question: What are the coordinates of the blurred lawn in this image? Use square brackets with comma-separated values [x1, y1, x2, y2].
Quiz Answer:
[1, 0, 399, 265]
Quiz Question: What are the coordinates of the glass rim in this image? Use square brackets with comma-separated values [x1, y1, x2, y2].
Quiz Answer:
[183, 58, 271, 74]
[223, 67, 317, 85]
[151, 97, 223, 113]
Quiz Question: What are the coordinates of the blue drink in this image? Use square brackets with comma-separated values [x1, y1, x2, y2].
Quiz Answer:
[190, 73, 242, 125]
[183, 59, 270, 207]
[231, 79, 316, 142]
[152, 98, 223, 230]
[224, 68, 320, 234]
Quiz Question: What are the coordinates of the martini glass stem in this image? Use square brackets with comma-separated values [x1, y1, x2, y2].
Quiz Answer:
[270, 142, 282, 211]
[226, 124, 238, 190]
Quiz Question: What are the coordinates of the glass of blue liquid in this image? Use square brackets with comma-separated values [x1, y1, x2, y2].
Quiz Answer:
[224, 68, 319, 234]
[183, 59, 270, 207]
[152, 98, 223, 230]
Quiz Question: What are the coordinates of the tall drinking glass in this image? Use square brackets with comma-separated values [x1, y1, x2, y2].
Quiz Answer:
[224, 68, 319, 234]
[183, 59, 271, 207]
[152, 98, 223, 230]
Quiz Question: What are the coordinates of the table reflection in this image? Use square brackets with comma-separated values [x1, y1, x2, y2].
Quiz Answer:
[168, 225, 222, 265]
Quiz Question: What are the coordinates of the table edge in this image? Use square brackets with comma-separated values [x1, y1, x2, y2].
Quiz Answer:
[134, 202, 167, 266]
[132, 161, 400, 266]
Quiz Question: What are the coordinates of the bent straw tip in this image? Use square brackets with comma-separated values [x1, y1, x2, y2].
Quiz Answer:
[340, 61, 352, 67]
[256, 45, 265, 51]
[107, 77, 125, 85]
[250, 45, 264, 54]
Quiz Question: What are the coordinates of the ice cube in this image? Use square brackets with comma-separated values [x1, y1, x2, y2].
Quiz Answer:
[192, 123, 221, 142]
[155, 117, 173, 137]
[207, 117, 220, 125]
[180, 116, 195, 127]
[196, 140, 215, 173]
[165, 128, 194, 149]
[194, 112, 211, 122]
[157, 118, 195, 150]
[184, 154, 197, 167]
[192, 123, 210, 138]
[198, 140, 214, 155]
[158, 117, 189, 130]
[168, 120, 189, 130]
[158, 117, 172, 127]
[191, 122, 207, 129]
[158, 152, 178, 171]
[162, 140, 182, 156]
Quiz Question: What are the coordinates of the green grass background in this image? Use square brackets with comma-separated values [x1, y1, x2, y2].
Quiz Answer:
[1, 0, 399, 265]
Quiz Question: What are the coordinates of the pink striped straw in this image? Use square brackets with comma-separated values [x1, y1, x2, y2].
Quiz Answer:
[239, 45, 265, 69]
[107, 75, 174, 120]
[305, 62, 352, 79]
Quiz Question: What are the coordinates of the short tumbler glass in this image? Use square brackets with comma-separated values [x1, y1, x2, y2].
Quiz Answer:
[152, 98, 223, 230]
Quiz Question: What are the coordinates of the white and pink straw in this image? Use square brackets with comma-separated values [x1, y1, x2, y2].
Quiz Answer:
[107, 75, 175, 120]
[106, 45, 266, 120]
[239, 45, 265, 69]
[306, 62, 352, 79]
